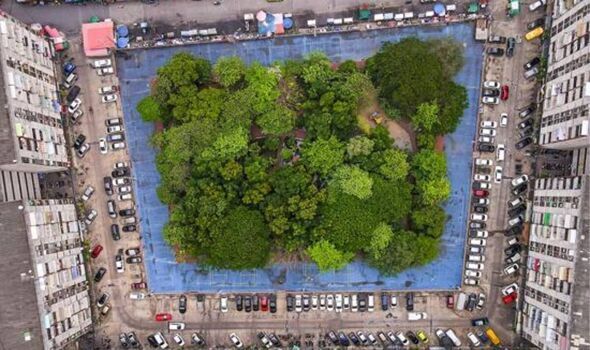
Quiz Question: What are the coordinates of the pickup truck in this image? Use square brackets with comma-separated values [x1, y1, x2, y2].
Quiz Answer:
[408, 312, 428, 321]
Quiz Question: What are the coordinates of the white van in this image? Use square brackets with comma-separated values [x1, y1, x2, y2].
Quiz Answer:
[351, 294, 358, 312]
[168, 322, 185, 331]
[129, 292, 145, 300]
[64, 73, 78, 88]
[367, 294, 375, 312]
[467, 332, 481, 347]
[497, 144, 506, 161]
[445, 329, 462, 347]
[468, 255, 486, 262]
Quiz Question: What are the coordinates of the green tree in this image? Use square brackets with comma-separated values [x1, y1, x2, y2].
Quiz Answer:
[154, 52, 211, 107]
[346, 136, 375, 159]
[419, 178, 451, 205]
[438, 81, 469, 134]
[376, 149, 409, 181]
[427, 37, 465, 79]
[302, 137, 345, 176]
[207, 206, 270, 269]
[245, 62, 281, 114]
[332, 165, 374, 200]
[412, 205, 447, 238]
[136, 96, 162, 122]
[307, 240, 354, 271]
[256, 105, 296, 136]
[213, 56, 246, 88]
[412, 149, 447, 180]
[366, 222, 393, 260]
[412, 102, 440, 134]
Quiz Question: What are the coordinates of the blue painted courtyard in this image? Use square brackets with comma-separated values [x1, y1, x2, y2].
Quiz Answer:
[117, 22, 483, 293]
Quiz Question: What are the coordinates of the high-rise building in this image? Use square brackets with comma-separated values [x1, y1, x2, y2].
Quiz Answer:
[0, 12, 69, 173]
[522, 0, 590, 348]
[0, 12, 91, 350]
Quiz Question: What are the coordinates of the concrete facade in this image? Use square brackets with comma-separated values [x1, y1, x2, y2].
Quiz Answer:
[0, 12, 69, 172]
[0, 199, 92, 350]
[539, 0, 590, 150]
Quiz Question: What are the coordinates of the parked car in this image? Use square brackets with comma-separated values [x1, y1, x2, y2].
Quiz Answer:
[93, 59, 112, 68]
[500, 113, 508, 127]
[473, 189, 489, 197]
[94, 267, 107, 282]
[115, 254, 124, 273]
[76, 143, 90, 158]
[132, 281, 147, 289]
[101, 94, 118, 103]
[501, 84, 510, 99]
[502, 283, 519, 296]
[494, 166, 503, 183]
[504, 263, 519, 275]
[483, 81, 500, 89]
[478, 143, 496, 153]
[84, 209, 98, 225]
[512, 183, 528, 196]
[516, 137, 534, 149]
[519, 118, 534, 130]
[482, 88, 500, 97]
[68, 98, 82, 114]
[155, 313, 172, 321]
[511, 175, 529, 187]
[506, 38, 516, 57]
[529, 0, 546, 11]
[229, 333, 244, 348]
[119, 208, 135, 217]
[97, 66, 114, 76]
[91, 245, 103, 258]
[126, 256, 142, 264]
[527, 18, 545, 30]
[482, 96, 500, 105]
[473, 205, 488, 213]
[81, 185, 95, 201]
[487, 47, 504, 56]
[524, 66, 539, 79]
[519, 104, 536, 118]
[480, 128, 497, 136]
[475, 158, 493, 166]
[97, 292, 110, 307]
[488, 35, 506, 43]
[524, 56, 541, 70]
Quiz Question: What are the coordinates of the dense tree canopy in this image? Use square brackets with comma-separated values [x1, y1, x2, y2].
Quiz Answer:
[144, 40, 466, 272]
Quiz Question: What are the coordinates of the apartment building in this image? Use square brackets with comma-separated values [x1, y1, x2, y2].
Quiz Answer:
[0, 199, 92, 350]
[538, 0, 590, 149]
[0, 11, 69, 173]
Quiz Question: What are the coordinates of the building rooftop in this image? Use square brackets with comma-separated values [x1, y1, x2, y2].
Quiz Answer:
[0, 201, 44, 350]
[82, 21, 115, 57]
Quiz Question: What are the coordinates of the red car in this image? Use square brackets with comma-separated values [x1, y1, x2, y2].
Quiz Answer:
[260, 295, 269, 312]
[90, 245, 103, 258]
[155, 313, 172, 321]
[446, 295, 454, 309]
[502, 292, 517, 304]
[501, 85, 509, 100]
[131, 282, 147, 290]
[473, 189, 490, 197]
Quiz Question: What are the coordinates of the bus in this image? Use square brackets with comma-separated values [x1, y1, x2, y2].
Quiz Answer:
[486, 327, 502, 346]
[525, 27, 544, 41]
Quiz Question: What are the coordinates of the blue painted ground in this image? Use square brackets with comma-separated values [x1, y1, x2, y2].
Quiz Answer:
[117, 23, 482, 293]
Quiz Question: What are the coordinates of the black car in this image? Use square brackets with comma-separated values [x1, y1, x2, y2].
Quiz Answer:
[506, 37, 516, 57]
[269, 294, 277, 313]
[505, 224, 523, 236]
[103, 176, 113, 195]
[527, 18, 545, 30]
[516, 137, 534, 150]
[268, 333, 281, 347]
[302, 295, 310, 311]
[348, 332, 361, 346]
[236, 295, 243, 311]
[326, 331, 339, 345]
[478, 143, 496, 152]
[508, 204, 526, 218]
[122, 224, 136, 232]
[519, 118, 534, 130]
[470, 221, 487, 229]
[466, 293, 477, 311]
[406, 292, 414, 311]
[381, 293, 389, 311]
[66, 85, 81, 103]
[244, 296, 252, 312]
[127, 332, 139, 348]
[147, 335, 159, 348]
[472, 317, 490, 326]
[482, 88, 500, 97]
[192, 333, 206, 346]
[337, 332, 350, 347]
[407, 331, 420, 345]
[178, 294, 187, 314]
[358, 294, 367, 312]
[512, 184, 528, 196]
[112, 167, 130, 178]
[524, 57, 541, 70]
[472, 182, 489, 190]
[473, 205, 488, 213]
[253, 295, 260, 311]
[504, 244, 522, 256]
[111, 224, 120, 240]
[119, 208, 135, 217]
[74, 134, 86, 149]
[94, 267, 107, 282]
[286, 294, 294, 312]
[519, 104, 536, 118]
[126, 256, 142, 264]
[487, 47, 505, 56]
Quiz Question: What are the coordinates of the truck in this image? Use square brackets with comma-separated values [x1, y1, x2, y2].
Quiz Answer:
[455, 292, 467, 311]
[408, 312, 428, 321]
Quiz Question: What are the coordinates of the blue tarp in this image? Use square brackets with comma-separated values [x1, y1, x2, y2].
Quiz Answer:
[117, 37, 130, 48]
[284, 18, 294, 29]
[117, 24, 129, 37]
[117, 23, 482, 293]
[434, 3, 447, 15]
[258, 12, 276, 35]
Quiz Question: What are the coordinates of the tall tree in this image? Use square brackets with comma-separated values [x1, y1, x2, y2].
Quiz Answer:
[307, 240, 354, 271]
[213, 56, 246, 88]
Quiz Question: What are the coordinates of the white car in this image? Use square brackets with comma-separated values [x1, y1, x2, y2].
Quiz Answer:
[98, 86, 115, 94]
[474, 198, 489, 205]
[470, 214, 488, 222]
[97, 66, 114, 76]
[467, 263, 485, 270]
[319, 294, 326, 310]
[93, 59, 112, 68]
[114, 161, 128, 169]
[509, 216, 523, 227]
[395, 332, 410, 346]
[475, 182, 491, 189]
[497, 144, 506, 161]
[475, 158, 493, 166]
[465, 270, 482, 278]
[107, 125, 123, 133]
[220, 296, 228, 312]
[77, 143, 90, 158]
[472, 230, 488, 238]
[495, 166, 503, 183]
[469, 246, 484, 254]
[334, 294, 343, 312]
[112, 142, 126, 150]
[68, 98, 82, 114]
[119, 193, 133, 201]
[99, 138, 108, 154]
[508, 197, 524, 208]
[529, 0, 546, 11]
[113, 178, 129, 186]
[343, 295, 350, 309]
[470, 238, 487, 246]
[118, 185, 132, 194]
[464, 278, 479, 286]
[501, 283, 519, 296]
[169, 322, 186, 331]
[474, 174, 491, 182]
[101, 94, 118, 103]
[326, 294, 334, 311]
[500, 113, 509, 127]
[504, 263, 519, 275]
[390, 295, 397, 307]
[84, 209, 98, 225]
[295, 295, 302, 312]
[311, 295, 318, 310]
[173, 334, 185, 347]
[480, 128, 497, 136]
[480, 121, 498, 129]
[478, 136, 494, 143]
[71, 109, 84, 121]
[129, 292, 146, 300]
[482, 96, 499, 105]
[483, 81, 500, 89]
[81, 185, 95, 201]
[115, 255, 124, 273]
[511, 174, 529, 187]
[229, 333, 243, 349]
